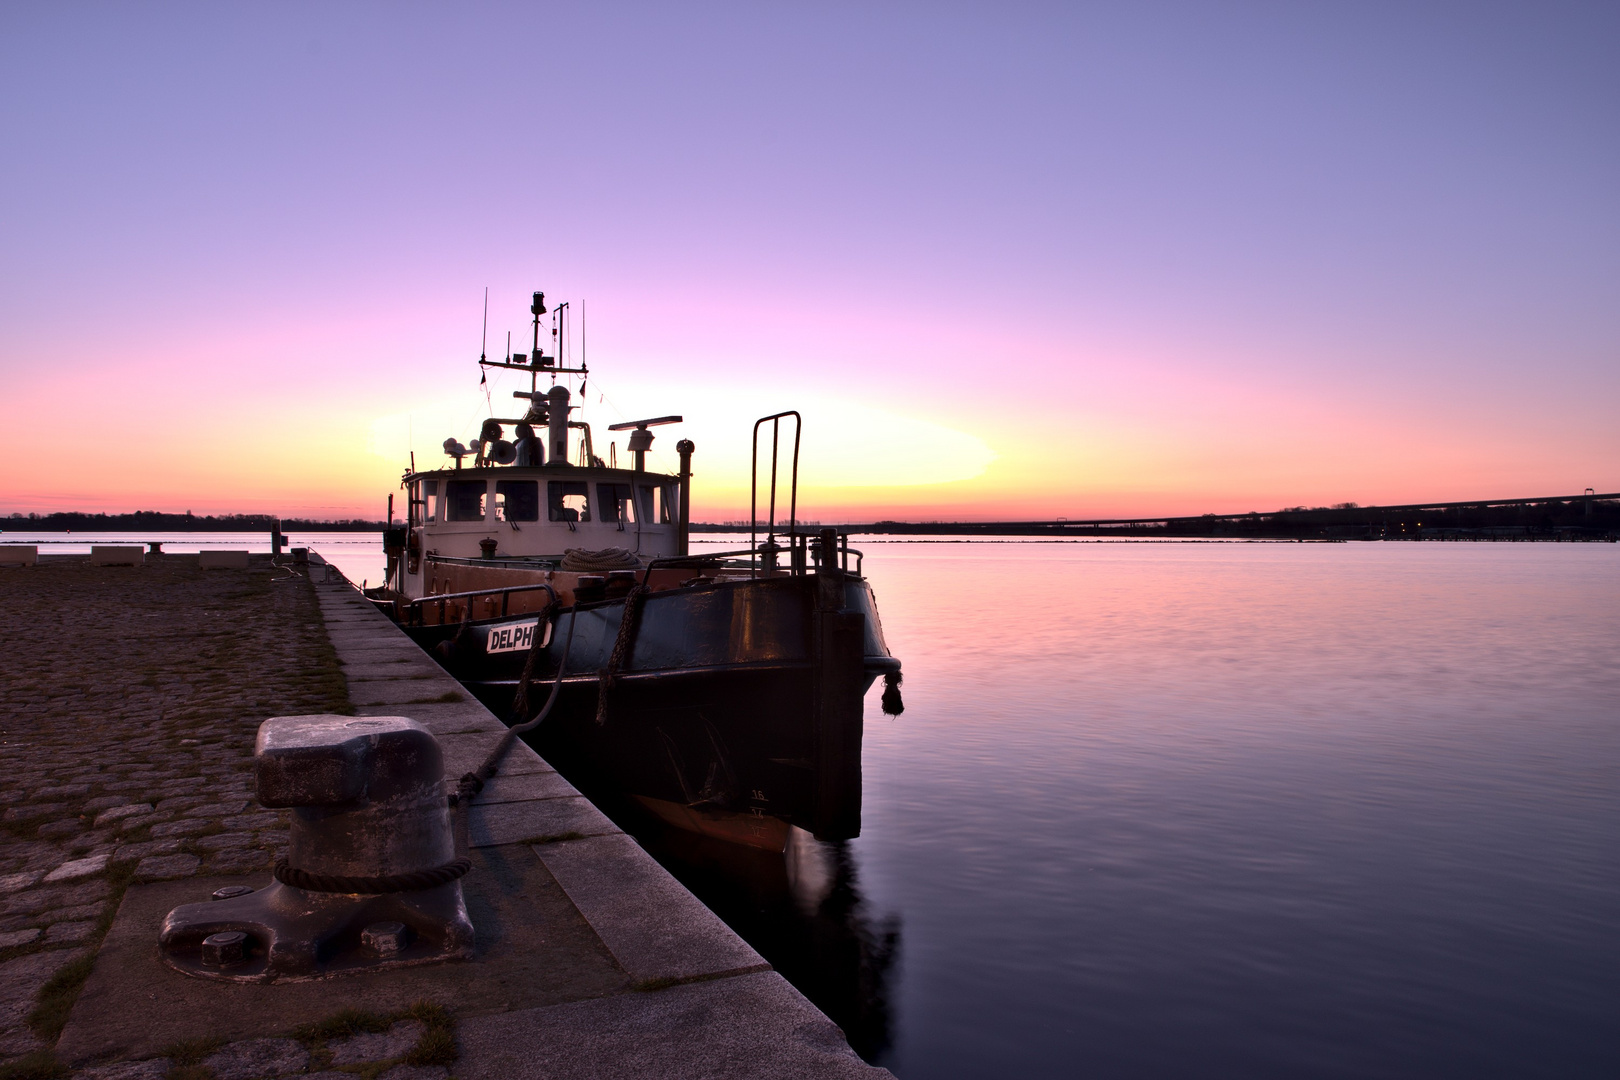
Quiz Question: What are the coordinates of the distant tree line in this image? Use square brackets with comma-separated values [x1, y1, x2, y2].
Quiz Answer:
[695, 496, 1620, 540]
[2, 511, 387, 532]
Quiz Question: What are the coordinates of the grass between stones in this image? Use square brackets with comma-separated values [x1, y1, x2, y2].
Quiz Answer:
[402, 1001, 457, 1068]
[406, 691, 464, 704]
[158, 1034, 226, 1080]
[294, 1000, 457, 1077]
[0, 1051, 68, 1080]
[25, 862, 136, 1043]
[294, 1006, 393, 1043]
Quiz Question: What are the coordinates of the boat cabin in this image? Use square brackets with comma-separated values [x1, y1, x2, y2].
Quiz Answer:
[384, 286, 698, 615]
[402, 462, 684, 564]
[381, 290, 713, 615]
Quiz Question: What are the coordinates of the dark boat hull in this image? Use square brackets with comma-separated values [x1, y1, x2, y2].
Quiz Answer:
[397, 573, 896, 840]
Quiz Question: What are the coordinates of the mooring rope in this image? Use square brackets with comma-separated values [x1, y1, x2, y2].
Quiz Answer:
[450, 604, 580, 817]
[508, 592, 558, 720]
[595, 584, 648, 726]
[434, 603, 475, 662]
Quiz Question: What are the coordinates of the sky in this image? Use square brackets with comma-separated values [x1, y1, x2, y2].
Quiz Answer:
[2, 2, 1616, 522]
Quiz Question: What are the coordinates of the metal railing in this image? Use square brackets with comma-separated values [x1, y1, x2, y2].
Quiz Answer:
[750, 411, 800, 576]
[398, 582, 557, 627]
[397, 535, 867, 626]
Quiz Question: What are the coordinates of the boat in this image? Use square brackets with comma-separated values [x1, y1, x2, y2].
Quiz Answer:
[368, 290, 902, 841]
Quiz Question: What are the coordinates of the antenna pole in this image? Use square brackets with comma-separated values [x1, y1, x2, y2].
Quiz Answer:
[480, 287, 488, 363]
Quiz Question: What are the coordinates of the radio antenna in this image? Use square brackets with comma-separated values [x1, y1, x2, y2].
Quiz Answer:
[480, 287, 488, 363]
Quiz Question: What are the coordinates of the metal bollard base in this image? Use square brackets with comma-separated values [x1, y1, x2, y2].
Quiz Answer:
[158, 879, 475, 983]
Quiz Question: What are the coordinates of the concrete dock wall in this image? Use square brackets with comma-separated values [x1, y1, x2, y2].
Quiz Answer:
[0, 545, 38, 566]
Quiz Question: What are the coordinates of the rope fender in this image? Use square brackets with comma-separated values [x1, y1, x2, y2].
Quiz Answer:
[881, 670, 905, 716]
[273, 856, 472, 894]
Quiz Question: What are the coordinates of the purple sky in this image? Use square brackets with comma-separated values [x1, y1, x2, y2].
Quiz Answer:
[3, 3, 1616, 519]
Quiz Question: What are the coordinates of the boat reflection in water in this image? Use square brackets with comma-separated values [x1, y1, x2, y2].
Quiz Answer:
[540, 748, 901, 1062]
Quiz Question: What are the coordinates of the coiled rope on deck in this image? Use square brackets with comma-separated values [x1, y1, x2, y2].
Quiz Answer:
[560, 547, 641, 572]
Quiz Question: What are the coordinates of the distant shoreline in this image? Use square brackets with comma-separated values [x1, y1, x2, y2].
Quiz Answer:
[2, 513, 384, 532]
[6, 491, 1616, 541]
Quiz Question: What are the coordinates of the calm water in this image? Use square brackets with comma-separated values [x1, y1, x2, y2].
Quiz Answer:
[853, 540, 1620, 1078]
[16, 532, 1617, 1075]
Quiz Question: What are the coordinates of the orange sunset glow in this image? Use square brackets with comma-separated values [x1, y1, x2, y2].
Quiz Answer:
[2, 6, 1614, 522]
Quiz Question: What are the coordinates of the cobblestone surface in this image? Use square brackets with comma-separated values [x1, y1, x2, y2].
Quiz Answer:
[0, 555, 350, 1071]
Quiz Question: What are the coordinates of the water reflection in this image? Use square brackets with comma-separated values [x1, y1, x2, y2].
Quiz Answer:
[544, 758, 901, 1061]
[638, 814, 901, 1061]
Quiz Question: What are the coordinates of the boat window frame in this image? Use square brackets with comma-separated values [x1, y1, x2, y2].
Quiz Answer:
[495, 479, 540, 523]
[548, 480, 592, 523]
[445, 478, 489, 522]
[636, 484, 674, 525]
[597, 482, 636, 526]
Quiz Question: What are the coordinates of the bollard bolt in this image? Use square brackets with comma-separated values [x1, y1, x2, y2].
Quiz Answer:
[202, 931, 249, 967]
[362, 921, 410, 957]
[211, 885, 255, 901]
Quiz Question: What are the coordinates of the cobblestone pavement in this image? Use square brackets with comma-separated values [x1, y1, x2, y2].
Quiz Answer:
[0, 555, 351, 1075]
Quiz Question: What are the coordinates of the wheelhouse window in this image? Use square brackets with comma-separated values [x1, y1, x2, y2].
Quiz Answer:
[637, 484, 672, 525]
[597, 483, 635, 526]
[548, 481, 591, 522]
[495, 480, 539, 522]
[662, 483, 679, 524]
[421, 480, 439, 523]
[445, 479, 487, 522]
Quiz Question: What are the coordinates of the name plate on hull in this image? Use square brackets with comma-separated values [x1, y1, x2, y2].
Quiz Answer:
[484, 619, 550, 654]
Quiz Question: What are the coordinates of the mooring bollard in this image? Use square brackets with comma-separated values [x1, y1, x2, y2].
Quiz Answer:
[158, 715, 475, 982]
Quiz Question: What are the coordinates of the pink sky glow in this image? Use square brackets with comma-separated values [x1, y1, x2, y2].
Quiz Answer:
[2, 4, 1615, 522]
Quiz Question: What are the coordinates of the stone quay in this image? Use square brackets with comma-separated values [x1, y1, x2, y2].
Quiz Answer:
[0, 551, 888, 1079]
